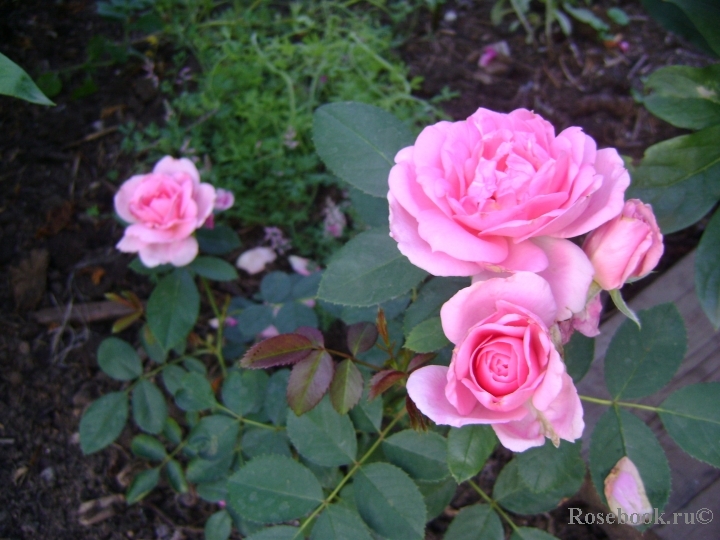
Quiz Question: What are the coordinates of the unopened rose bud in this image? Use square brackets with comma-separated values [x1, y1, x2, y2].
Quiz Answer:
[604, 456, 652, 525]
[582, 199, 663, 291]
[214, 188, 235, 211]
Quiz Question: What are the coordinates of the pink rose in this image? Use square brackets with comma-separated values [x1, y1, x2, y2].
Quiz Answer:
[582, 199, 663, 291]
[559, 292, 602, 343]
[604, 457, 652, 525]
[214, 188, 235, 211]
[388, 108, 629, 314]
[406, 272, 584, 452]
[115, 156, 216, 267]
[235, 247, 277, 275]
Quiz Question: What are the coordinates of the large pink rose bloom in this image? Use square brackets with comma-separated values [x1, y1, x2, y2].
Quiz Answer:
[388, 108, 629, 316]
[582, 199, 663, 291]
[406, 272, 584, 452]
[114, 156, 216, 267]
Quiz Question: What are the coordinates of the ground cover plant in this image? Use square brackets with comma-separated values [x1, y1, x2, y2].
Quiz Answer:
[120, 0, 446, 257]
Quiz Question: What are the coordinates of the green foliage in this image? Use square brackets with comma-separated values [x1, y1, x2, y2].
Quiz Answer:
[511, 528, 560, 540]
[564, 331, 594, 384]
[188, 256, 238, 281]
[205, 510, 232, 540]
[659, 383, 720, 467]
[131, 434, 167, 461]
[404, 317, 450, 353]
[329, 359, 364, 414]
[195, 226, 241, 255]
[444, 505, 504, 540]
[0, 52, 54, 105]
[589, 408, 671, 510]
[382, 430, 449, 481]
[446, 425, 498, 483]
[147, 269, 200, 350]
[132, 380, 168, 434]
[641, 0, 720, 57]
[126, 467, 160, 504]
[311, 504, 373, 540]
[97, 337, 143, 380]
[604, 304, 687, 399]
[695, 209, 720, 328]
[80, 391, 129, 454]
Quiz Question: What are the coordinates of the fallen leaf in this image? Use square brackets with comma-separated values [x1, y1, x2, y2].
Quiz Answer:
[10, 249, 49, 312]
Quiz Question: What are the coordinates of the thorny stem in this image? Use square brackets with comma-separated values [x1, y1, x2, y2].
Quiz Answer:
[292, 407, 407, 539]
[580, 395, 663, 413]
[200, 277, 227, 378]
[468, 479, 520, 533]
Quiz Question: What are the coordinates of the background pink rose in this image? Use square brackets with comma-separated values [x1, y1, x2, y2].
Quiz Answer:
[406, 272, 584, 452]
[388, 107, 629, 312]
[114, 156, 216, 267]
[582, 199, 664, 291]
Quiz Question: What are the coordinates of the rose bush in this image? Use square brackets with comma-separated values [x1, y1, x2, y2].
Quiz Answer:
[583, 199, 664, 291]
[388, 107, 630, 319]
[406, 272, 584, 452]
[115, 156, 216, 267]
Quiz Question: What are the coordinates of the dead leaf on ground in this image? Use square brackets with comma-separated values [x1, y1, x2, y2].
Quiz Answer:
[36, 200, 74, 238]
[10, 248, 49, 312]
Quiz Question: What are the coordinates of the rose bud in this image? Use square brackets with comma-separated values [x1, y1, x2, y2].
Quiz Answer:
[582, 199, 663, 291]
[604, 456, 653, 525]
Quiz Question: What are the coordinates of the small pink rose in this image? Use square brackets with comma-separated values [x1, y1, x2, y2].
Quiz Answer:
[259, 325, 279, 339]
[407, 272, 584, 452]
[559, 292, 603, 344]
[388, 108, 629, 281]
[604, 457, 652, 525]
[288, 255, 316, 276]
[214, 188, 235, 211]
[114, 156, 216, 267]
[235, 247, 277, 275]
[583, 199, 663, 291]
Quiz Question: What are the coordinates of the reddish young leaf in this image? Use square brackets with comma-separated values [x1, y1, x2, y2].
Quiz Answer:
[240, 334, 314, 369]
[407, 353, 436, 373]
[287, 350, 334, 415]
[376, 308, 390, 347]
[329, 359, 364, 414]
[295, 326, 325, 347]
[406, 395, 428, 431]
[368, 370, 406, 401]
[111, 311, 143, 334]
[346, 322, 379, 356]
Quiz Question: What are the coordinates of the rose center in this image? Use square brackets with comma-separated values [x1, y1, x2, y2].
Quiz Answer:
[472, 337, 526, 397]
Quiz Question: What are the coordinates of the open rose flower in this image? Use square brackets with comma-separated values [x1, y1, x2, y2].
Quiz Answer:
[582, 199, 663, 291]
[115, 156, 215, 267]
[388, 108, 629, 317]
[406, 272, 584, 452]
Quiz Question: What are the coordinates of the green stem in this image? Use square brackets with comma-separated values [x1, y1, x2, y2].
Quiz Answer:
[579, 395, 662, 413]
[293, 407, 407, 539]
[159, 439, 188, 469]
[214, 403, 282, 431]
[200, 277, 227, 378]
[127, 357, 185, 393]
[468, 479, 519, 533]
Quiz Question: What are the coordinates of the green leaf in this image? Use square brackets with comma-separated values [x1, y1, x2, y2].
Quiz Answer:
[140, 324, 167, 364]
[132, 380, 168, 434]
[659, 383, 720, 467]
[80, 391, 129, 454]
[494, 456, 582, 514]
[563, 4, 609, 31]
[175, 372, 217, 411]
[383, 430, 449, 481]
[608, 289, 641, 328]
[287, 350, 335, 415]
[446, 425, 497, 483]
[242, 428, 291, 459]
[36, 71, 62, 98]
[318, 229, 427, 307]
[643, 65, 720, 130]
[311, 505, 373, 540]
[222, 369, 269, 416]
[261, 272, 292, 303]
[589, 408, 670, 510]
[165, 459, 189, 493]
[349, 187, 389, 228]
[564, 331, 594, 384]
[346, 322, 379, 356]
[147, 269, 200, 350]
[349, 386, 382, 433]
[511, 528, 560, 540]
[604, 303, 686, 399]
[641, 0, 719, 56]
[163, 417, 183, 445]
[162, 365, 188, 396]
[628, 124, 720, 233]
[695, 208, 720, 328]
[606, 7, 629, 25]
[354, 463, 427, 540]
[240, 334, 314, 369]
[186, 454, 234, 484]
[403, 277, 468, 336]
[187, 415, 239, 461]
[131, 434, 167, 461]
[205, 510, 232, 540]
[233, 304, 275, 340]
[274, 302, 318, 334]
[197, 479, 227, 502]
[245, 526, 301, 540]
[97, 337, 142, 381]
[184, 357, 207, 374]
[196, 225, 241, 255]
[264, 369, 291, 426]
[514, 441, 585, 494]
[663, 0, 720, 56]
[313, 102, 414, 198]
[329, 359, 364, 414]
[188, 256, 238, 281]
[444, 505, 504, 540]
[0, 52, 54, 105]
[404, 317, 450, 353]
[227, 455, 323, 524]
[286, 396, 357, 466]
[126, 468, 160, 504]
[417, 476, 457, 520]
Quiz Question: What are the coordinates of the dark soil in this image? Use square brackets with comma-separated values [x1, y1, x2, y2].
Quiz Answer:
[0, 1, 713, 539]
